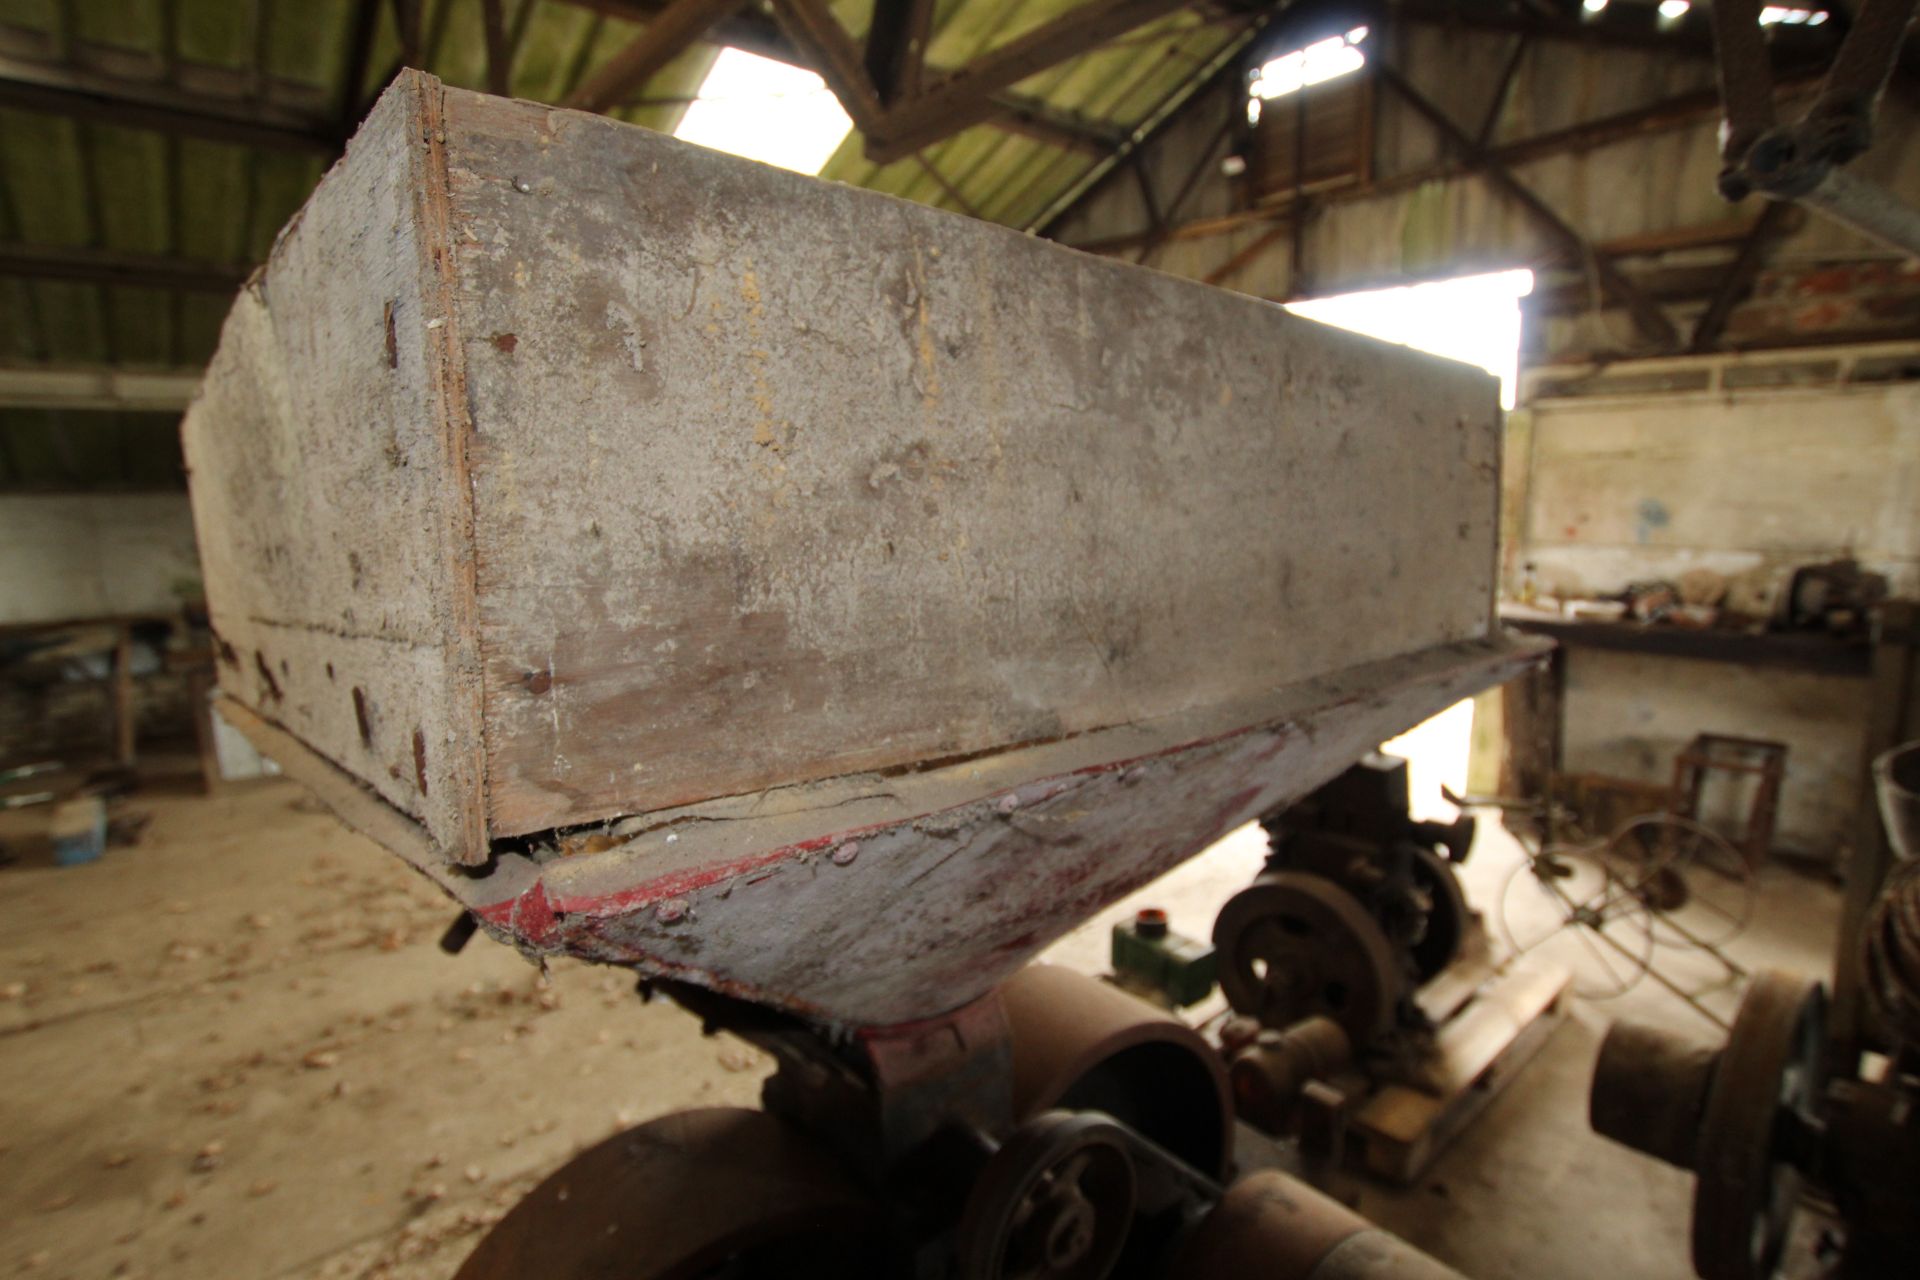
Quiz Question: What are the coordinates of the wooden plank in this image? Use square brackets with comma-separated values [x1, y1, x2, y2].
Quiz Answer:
[182, 78, 488, 861]
[1354, 960, 1571, 1184]
[1500, 648, 1564, 805]
[475, 638, 1549, 1024]
[1504, 616, 1872, 678]
[436, 83, 1505, 843]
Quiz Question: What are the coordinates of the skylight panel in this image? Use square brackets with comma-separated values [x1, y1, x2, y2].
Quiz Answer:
[674, 48, 853, 176]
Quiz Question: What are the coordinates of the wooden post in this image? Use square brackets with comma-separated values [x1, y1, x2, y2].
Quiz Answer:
[187, 664, 219, 794]
[1500, 645, 1565, 810]
[110, 624, 136, 768]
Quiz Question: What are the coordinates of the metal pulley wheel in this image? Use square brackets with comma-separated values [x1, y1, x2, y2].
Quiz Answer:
[954, 1111, 1138, 1280]
[1213, 871, 1401, 1045]
[1000, 963, 1234, 1181]
[1692, 971, 1825, 1280]
[453, 1107, 880, 1279]
[1407, 844, 1470, 982]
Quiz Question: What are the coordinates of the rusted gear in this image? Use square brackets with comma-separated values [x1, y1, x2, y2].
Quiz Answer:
[1213, 871, 1401, 1046]
[1692, 971, 1825, 1280]
[453, 1107, 880, 1279]
[954, 1111, 1137, 1280]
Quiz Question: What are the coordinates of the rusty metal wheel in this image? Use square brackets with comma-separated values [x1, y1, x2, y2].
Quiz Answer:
[1213, 871, 1401, 1046]
[1000, 964, 1233, 1181]
[1692, 971, 1825, 1280]
[1605, 813, 1756, 951]
[453, 1107, 882, 1280]
[1407, 844, 1470, 982]
[954, 1111, 1137, 1280]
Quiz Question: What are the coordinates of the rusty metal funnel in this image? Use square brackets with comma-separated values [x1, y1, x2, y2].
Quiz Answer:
[1876, 740, 1920, 861]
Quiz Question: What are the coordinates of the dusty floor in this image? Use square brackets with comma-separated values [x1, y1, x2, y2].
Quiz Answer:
[0, 738, 1841, 1280]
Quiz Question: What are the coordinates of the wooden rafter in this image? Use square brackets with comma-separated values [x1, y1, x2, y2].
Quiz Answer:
[1374, 61, 1682, 349]
[767, 0, 1206, 163]
[337, 0, 386, 130]
[866, 0, 938, 105]
[555, 0, 1145, 153]
[1029, 15, 1268, 236]
[564, 0, 751, 114]
[767, 0, 887, 132]
[1688, 200, 1794, 351]
[1135, 109, 1234, 265]
[865, 0, 1200, 162]
[1394, 0, 1836, 61]
[0, 364, 202, 412]
[1477, 34, 1529, 147]
[481, 0, 514, 97]
[988, 96, 1127, 153]
[1204, 220, 1292, 287]
[0, 53, 339, 152]
[0, 242, 251, 293]
[914, 152, 983, 217]
[885, 0, 1196, 129]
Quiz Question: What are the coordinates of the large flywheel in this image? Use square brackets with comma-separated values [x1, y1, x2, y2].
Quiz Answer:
[1406, 844, 1471, 983]
[453, 1107, 881, 1280]
[1212, 871, 1403, 1045]
[1691, 972, 1825, 1280]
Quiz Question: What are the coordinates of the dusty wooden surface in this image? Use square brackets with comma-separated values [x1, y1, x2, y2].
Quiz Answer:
[444, 85, 1501, 844]
[232, 633, 1545, 1024]
[183, 80, 488, 860]
[191, 72, 1505, 874]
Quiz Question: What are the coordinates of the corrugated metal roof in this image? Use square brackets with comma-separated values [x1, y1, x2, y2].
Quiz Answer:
[0, 0, 1244, 379]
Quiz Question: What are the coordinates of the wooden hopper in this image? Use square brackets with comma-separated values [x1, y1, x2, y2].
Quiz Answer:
[185, 73, 1545, 1028]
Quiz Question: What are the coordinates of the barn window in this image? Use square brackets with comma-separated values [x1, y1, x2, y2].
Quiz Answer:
[1247, 27, 1368, 122]
[1285, 268, 1536, 409]
[1244, 27, 1373, 203]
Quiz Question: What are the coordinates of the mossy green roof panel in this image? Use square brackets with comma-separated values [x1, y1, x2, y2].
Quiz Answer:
[0, 1, 1242, 378]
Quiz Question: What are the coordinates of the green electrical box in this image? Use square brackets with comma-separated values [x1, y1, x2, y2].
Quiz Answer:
[1110, 908, 1217, 1008]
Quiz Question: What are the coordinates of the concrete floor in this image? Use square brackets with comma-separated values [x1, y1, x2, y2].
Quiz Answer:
[0, 732, 1842, 1280]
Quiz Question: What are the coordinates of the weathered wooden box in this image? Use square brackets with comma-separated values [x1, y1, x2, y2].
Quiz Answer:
[186, 74, 1537, 1023]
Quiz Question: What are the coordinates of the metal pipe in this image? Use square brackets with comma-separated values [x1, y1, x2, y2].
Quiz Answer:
[1589, 1019, 1720, 1170]
[1176, 1169, 1471, 1280]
